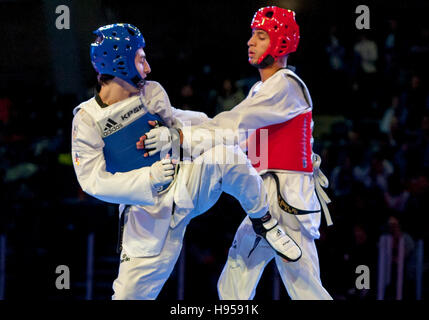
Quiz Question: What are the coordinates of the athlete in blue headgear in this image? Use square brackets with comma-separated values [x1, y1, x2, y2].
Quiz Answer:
[71, 23, 301, 299]
[91, 23, 147, 89]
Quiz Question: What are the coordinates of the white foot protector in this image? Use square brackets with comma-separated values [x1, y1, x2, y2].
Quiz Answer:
[262, 218, 302, 262]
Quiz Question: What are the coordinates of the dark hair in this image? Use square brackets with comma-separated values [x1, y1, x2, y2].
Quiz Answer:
[98, 73, 115, 85]
[96, 73, 115, 92]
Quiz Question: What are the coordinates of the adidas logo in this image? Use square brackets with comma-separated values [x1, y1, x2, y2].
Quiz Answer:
[102, 118, 123, 137]
[104, 118, 118, 131]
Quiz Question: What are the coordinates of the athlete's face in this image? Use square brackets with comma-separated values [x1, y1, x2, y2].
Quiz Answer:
[135, 48, 151, 80]
[247, 29, 270, 65]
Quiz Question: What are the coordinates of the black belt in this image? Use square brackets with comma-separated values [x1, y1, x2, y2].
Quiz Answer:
[266, 172, 320, 215]
[116, 205, 130, 254]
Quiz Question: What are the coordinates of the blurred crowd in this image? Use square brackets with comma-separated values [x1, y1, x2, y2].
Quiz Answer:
[1, 16, 428, 300]
[316, 20, 429, 300]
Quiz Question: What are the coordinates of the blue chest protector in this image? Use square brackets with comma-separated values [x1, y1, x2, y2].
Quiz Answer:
[102, 113, 167, 174]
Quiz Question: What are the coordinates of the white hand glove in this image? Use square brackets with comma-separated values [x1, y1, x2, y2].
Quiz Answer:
[144, 126, 181, 157]
[149, 157, 175, 191]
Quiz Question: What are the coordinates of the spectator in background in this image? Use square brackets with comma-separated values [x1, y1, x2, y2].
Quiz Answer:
[177, 82, 198, 111]
[195, 64, 218, 117]
[353, 151, 394, 193]
[324, 25, 347, 114]
[330, 152, 354, 199]
[343, 223, 377, 299]
[0, 90, 12, 126]
[381, 19, 404, 106]
[406, 111, 429, 172]
[326, 25, 346, 73]
[381, 215, 416, 300]
[215, 78, 245, 114]
[400, 74, 429, 132]
[383, 19, 402, 76]
[0, 89, 13, 159]
[354, 33, 379, 76]
[353, 33, 379, 112]
[409, 26, 429, 75]
[380, 95, 407, 140]
[384, 173, 409, 213]
[404, 169, 429, 239]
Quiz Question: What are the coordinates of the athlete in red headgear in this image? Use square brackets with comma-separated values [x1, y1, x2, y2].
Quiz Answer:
[142, 6, 333, 299]
[249, 6, 300, 68]
[217, 6, 332, 299]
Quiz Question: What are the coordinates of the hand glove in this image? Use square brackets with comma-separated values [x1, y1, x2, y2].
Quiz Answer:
[144, 126, 181, 157]
[149, 157, 175, 191]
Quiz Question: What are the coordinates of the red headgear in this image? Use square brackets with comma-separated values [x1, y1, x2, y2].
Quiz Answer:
[250, 6, 300, 67]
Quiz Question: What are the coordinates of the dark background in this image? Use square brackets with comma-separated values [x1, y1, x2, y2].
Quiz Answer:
[1, 0, 428, 300]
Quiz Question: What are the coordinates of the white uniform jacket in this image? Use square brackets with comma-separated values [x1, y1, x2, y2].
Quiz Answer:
[71, 81, 209, 257]
[181, 69, 331, 238]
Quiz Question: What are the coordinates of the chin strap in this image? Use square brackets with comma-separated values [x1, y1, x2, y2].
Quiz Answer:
[132, 76, 146, 89]
[252, 55, 275, 69]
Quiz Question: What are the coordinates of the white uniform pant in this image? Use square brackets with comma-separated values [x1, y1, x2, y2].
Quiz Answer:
[112, 222, 187, 300]
[112, 145, 268, 299]
[217, 173, 332, 300]
[217, 217, 331, 300]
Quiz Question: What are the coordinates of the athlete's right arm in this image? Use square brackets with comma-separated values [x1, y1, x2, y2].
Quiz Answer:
[170, 106, 210, 126]
[71, 109, 157, 205]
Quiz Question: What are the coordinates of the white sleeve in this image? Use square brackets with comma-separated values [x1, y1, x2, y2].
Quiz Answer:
[143, 81, 210, 129]
[171, 106, 210, 127]
[143, 81, 174, 127]
[71, 109, 157, 205]
[181, 74, 310, 153]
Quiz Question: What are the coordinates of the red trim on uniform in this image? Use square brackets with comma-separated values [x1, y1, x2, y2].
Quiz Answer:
[247, 112, 313, 173]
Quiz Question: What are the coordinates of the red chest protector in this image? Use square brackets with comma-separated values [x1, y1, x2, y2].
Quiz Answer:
[247, 111, 313, 173]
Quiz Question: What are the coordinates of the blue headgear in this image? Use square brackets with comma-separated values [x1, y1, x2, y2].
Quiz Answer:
[90, 23, 146, 88]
